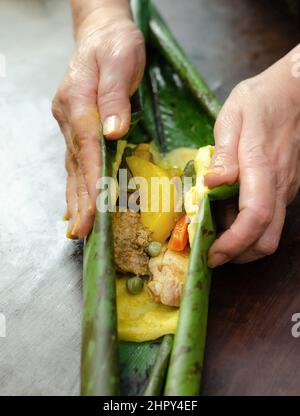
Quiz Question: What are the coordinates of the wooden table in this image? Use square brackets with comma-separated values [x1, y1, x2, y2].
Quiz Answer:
[0, 0, 299, 395]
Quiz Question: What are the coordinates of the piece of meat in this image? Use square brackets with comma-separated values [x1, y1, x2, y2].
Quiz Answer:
[147, 245, 190, 307]
[112, 211, 152, 276]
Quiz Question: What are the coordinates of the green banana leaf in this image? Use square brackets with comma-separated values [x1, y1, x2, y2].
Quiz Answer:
[81, 138, 119, 396]
[149, 3, 221, 120]
[120, 341, 161, 396]
[164, 195, 214, 395]
[146, 58, 214, 152]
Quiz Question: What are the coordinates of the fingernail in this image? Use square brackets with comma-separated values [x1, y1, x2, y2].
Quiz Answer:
[66, 228, 72, 239]
[63, 211, 69, 222]
[206, 166, 225, 176]
[71, 213, 81, 237]
[103, 115, 121, 136]
[66, 221, 73, 239]
[208, 253, 229, 268]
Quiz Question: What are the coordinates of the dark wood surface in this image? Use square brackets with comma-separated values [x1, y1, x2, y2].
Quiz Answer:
[0, 0, 299, 395]
[157, 0, 300, 396]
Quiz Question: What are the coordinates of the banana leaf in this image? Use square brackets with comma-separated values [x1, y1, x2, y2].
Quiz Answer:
[149, 4, 221, 120]
[143, 335, 174, 395]
[145, 56, 214, 151]
[81, 0, 238, 396]
[164, 195, 214, 395]
[81, 138, 119, 396]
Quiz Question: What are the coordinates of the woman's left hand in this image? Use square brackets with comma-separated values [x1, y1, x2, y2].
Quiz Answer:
[205, 44, 300, 267]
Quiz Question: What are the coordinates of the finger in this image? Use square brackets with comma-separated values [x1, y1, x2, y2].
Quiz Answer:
[233, 196, 286, 264]
[65, 151, 78, 239]
[70, 103, 102, 214]
[57, 118, 79, 237]
[98, 53, 137, 140]
[208, 126, 276, 268]
[205, 97, 241, 188]
[71, 165, 95, 239]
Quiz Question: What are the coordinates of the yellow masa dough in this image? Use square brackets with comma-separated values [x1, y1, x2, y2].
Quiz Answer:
[116, 277, 178, 342]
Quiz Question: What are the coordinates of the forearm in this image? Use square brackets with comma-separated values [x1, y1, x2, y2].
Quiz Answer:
[71, 0, 131, 39]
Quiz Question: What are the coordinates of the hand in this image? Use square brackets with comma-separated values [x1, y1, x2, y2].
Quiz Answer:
[206, 45, 300, 267]
[52, 6, 145, 238]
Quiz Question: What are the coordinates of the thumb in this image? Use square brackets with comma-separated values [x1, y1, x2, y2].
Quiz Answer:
[98, 58, 134, 140]
[205, 103, 241, 188]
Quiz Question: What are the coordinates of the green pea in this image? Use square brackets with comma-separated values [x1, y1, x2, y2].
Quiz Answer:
[147, 241, 162, 257]
[126, 276, 144, 295]
[123, 147, 133, 158]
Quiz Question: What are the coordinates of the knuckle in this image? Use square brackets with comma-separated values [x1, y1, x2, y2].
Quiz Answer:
[99, 77, 123, 97]
[256, 238, 279, 256]
[109, 29, 144, 66]
[233, 76, 261, 97]
[71, 118, 90, 149]
[110, 46, 129, 63]
[214, 107, 236, 132]
[71, 122, 99, 159]
[99, 89, 130, 110]
[77, 182, 88, 197]
[65, 152, 76, 174]
[112, 48, 138, 78]
[118, 21, 145, 48]
[126, 28, 145, 51]
[220, 227, 245, 257]
[214, 115, 224, 136]
[132, 33, 145, 58]
[287, 187, 298, 205]
[52, 92, 66, 121]
[251, 205, 273, 227]
[212, 148, 238, 177]
[232, 80, 252, 99]
[276, 168, 297, 192]
[72, 129, 89, 151]
[56, 84, 70, 106]
[242, 144, 273, 172]
[245, 143, 265, 161]
[213, 147, 232, 163]
[109, 37, 138, 64]
[51, 100, 63, 121]
[289, 174, 298, 191]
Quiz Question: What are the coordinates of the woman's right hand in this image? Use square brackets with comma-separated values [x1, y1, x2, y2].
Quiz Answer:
[52, 4, 145, 238]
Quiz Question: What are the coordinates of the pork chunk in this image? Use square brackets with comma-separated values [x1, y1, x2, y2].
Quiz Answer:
[147, 245, 189, 307]
[112, 212, 152, 276]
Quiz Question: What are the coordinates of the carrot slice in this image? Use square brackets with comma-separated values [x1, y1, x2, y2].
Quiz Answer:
[168, 215, 189, 252]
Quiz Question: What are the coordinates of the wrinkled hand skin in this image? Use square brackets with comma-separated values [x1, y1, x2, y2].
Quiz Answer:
[206, 44, 300, 267]
[52, 1, 145, 238]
